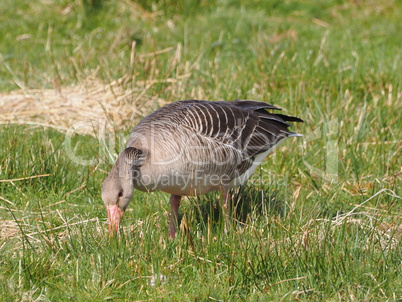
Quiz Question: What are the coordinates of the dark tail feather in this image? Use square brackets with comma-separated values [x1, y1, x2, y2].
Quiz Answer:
[275, 113, 304, 123]
[231, 99, 281, 111]
[231, 100, 303, 123]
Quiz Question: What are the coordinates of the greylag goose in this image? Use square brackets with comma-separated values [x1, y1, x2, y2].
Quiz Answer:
[101, 99, 302, 237]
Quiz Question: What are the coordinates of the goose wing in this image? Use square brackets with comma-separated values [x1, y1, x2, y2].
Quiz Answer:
[177, 99, 302, 157]
[130, 99, 302, 178]
[165, 100, 302, 176]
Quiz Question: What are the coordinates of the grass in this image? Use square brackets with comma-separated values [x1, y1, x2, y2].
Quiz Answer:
[0, 0, 401, 301]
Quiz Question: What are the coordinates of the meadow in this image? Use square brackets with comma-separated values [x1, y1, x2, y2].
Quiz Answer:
[0, 0, 401, 300]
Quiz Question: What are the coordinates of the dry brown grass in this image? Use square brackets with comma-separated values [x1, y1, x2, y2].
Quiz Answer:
[0, 39, 198, 138]
[0, 76, 170, 136]
[0, 220, 19, 240]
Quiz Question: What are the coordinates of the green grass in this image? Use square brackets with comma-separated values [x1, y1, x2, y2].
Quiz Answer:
[1, 0, 401, 301]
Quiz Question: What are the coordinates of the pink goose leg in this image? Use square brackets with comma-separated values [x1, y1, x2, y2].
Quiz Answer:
[222, 190, 231, 232]
[168, 195, 181, 238]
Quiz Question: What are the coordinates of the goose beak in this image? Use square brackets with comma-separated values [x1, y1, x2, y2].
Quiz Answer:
[106, 205, 124, 235]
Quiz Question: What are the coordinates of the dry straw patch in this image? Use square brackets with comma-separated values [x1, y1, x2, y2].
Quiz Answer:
[299, 189, 402, 251]
[0, 42, 195, 137]
[0, 219, 19, 240]
[0, 77, 171, 136]
[0, 214, 103, 250]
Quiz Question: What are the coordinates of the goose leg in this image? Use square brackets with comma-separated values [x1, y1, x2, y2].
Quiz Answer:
[168, 195, 181, 238]
[222, 190, 231, 233]
[223, 190, 230, 209]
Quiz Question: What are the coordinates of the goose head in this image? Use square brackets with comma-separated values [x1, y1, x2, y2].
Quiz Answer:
[101, 147, 144, 235]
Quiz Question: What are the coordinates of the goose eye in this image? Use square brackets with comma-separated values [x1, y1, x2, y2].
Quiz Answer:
[118, 191, 123, 197]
